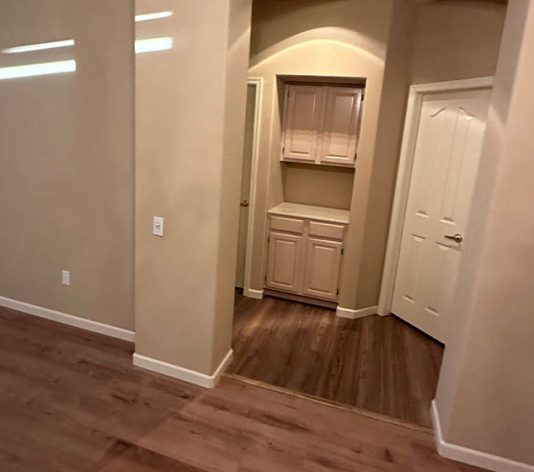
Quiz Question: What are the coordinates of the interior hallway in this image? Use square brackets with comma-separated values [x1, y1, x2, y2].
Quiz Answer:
[228, 292, 444, 428]
[0, 304, 483, 472]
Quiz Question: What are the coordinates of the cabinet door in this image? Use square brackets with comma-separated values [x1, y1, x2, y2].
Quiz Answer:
[265, 231, 304, 294]
[302, 238, 343, 301]
[281, 85, 324, 163]
[320, 87, 362, 166]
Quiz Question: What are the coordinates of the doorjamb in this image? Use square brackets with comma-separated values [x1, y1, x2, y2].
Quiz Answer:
[243, 77, 264, 298]
[377, 77, 494, 316]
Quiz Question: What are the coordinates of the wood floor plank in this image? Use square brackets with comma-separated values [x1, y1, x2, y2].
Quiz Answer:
[228, 293, 444, 427]
[0, 304, 485, 471]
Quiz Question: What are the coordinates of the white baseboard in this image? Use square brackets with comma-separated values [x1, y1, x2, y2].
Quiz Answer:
[0, 295, 135, 342]
[133, 348, 233, 389]
[336, 305, 378, 320]
[431, 400, 534, 472]
[244, 288, 264, 300]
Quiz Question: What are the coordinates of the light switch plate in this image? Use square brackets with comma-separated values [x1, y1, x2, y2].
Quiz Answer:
[62, 270, 70, 286]
[153, 216, 164, 237]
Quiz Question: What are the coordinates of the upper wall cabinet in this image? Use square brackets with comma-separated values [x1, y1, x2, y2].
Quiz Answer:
[281, 84, 363, 167]
[281, 85, 323, 163]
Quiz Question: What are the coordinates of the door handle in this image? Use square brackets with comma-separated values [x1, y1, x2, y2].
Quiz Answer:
[444, 233, 463, 243]
[240, 200, 249, 208]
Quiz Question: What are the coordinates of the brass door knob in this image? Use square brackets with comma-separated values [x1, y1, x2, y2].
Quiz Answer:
[240, 200, 249, 208]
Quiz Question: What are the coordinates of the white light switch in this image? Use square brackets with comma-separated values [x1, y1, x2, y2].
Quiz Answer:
[153, 216, 164, 237]
[62, 270, 70, 286]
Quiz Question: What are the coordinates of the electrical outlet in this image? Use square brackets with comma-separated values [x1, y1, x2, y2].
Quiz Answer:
[153, 216, 164, 237]
[62, 270, 70, 286]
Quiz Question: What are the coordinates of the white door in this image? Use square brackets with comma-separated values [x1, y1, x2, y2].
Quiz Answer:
[320, 87, 362, 166]
[265, 232, 304, 294]
[281, 85, 324, 163]
[236, 84, 256, 288]
[392, 88, 491, 342]
[302, 238, 343, 301]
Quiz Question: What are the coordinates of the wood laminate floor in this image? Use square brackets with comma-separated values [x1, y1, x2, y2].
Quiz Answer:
[228, 293, 444, 428]
[0, 305, 484, 472]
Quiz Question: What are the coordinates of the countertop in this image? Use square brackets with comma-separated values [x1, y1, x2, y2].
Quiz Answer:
[268, 203, 350, 224]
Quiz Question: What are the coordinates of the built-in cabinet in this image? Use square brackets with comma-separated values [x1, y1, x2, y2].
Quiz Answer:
[264, 203, 349, 303]
[281, 84, 363, 167]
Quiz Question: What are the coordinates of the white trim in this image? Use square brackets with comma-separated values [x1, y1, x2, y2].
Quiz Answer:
[431, 401, 534, 472]
[336, 305, 378, 320]
[0, 295, 134, 342]
[133, 349, 233, 389]
[242, 77, 264, 297]
[378, 77, 494, 316]
[244, 288, 264, 300]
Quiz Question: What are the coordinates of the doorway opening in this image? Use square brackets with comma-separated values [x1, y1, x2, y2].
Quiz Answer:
[226, 0, 503, 431]
[235, 78, 262, 296]
[227, 75, 450, 428]
[227, 77, 493, 429]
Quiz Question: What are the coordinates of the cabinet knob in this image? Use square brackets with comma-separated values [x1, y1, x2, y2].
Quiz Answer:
[240, 200, 249, 208]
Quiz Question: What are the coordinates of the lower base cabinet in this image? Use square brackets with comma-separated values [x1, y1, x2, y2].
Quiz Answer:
[265, 214, 347, 302]
[302, 238, 343, 300]
[265, 231, 303, 294]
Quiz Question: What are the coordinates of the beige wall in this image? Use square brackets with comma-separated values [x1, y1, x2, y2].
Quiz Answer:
[435, 0, 534, 465]
[352, 0, 506, 309]
[213, 0, 254, 368]
[247, 0, 396, 304]
[282, 165, 354, 210]
[354, 0, 417, 308]
[135, 0, 252, 374]
[411, 0, 506, 84]
[0, 0, 134, 330]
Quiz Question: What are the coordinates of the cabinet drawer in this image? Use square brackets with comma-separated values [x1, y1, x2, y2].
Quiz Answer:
[309, 221, 345, 240]
[270, 216, 304, 234]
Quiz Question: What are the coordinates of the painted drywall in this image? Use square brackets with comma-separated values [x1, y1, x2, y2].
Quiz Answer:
[135, 0, 252, 374]
[0, 0, 134, 329]
[282, 164, 354, 210]
[353, 0, 417, 308]
[247, 0, 396, 303]
[411, 0, 506, 84]
[213, 0, 254, 369]
[435, 0, 534, 465]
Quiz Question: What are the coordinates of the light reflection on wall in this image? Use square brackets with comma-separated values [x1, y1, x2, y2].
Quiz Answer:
[135, 9, 174, 55]
[135, 11, 173, 23]
[2, 39, 75, 54]
[135, 37, 173, 54]
[0, 60, 76, 80]
[0, 39, 76, 80]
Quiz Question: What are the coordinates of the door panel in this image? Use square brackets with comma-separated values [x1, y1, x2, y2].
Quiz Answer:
[236, 84, 256, 288]
[282, 85, 324, 162]
[302, 238, 342, 301]
[320, 87, 362, 166]
[392, 88, 491, 342]
[265, 232, 303, 293]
